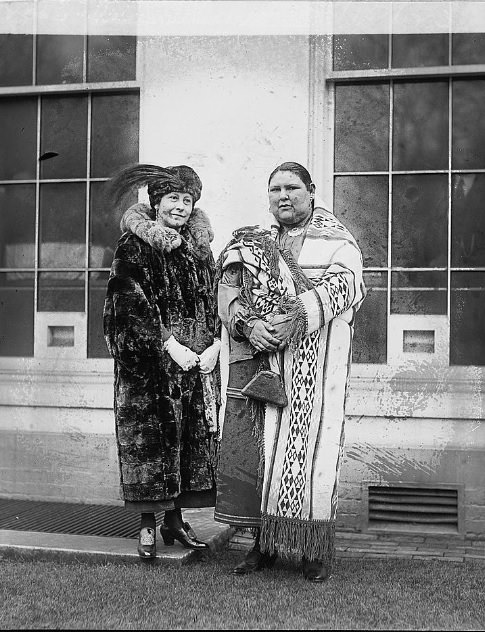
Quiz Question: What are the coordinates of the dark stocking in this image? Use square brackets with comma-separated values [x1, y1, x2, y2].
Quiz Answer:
[164, 508, 184, 530]
[140, 512, 156, 530]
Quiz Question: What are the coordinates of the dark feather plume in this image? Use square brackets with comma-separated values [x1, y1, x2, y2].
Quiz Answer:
[108, 164, 175, 209]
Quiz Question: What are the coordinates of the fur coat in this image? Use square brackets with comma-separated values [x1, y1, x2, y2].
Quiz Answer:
[103, 205, 219, 503]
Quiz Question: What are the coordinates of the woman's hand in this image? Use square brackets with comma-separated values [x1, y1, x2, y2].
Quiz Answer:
[248, 319, 281, 353]
[198, 339, 221, 374]
[268, 313, 295, 350]
[163, 335, 200, 371]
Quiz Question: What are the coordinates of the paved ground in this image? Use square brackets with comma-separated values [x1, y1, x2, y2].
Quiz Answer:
[1, 506, 484, 565]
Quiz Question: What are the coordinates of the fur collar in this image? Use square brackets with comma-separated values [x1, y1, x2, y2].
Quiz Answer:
[120, 202, 214, 260]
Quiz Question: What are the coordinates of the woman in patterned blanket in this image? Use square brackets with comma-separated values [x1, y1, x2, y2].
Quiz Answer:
[103, 164, 221, 559]
[214, 161, 366, 581]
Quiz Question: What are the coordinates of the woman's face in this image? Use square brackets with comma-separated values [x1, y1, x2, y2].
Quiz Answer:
[155, 191, 194, 231]
[268, 170, 314, 226]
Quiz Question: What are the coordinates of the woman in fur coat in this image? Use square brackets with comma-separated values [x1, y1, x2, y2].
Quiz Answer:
[103, 164, 221, 559]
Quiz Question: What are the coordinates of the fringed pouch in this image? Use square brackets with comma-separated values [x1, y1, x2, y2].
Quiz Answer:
[241, 354, 288, 408]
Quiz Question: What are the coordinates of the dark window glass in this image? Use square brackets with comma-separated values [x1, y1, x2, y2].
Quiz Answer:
[87, 36, 136, 82]
[91, 92, 139, 178]
[391, 271, 447, 315]
[88, 271, 110, 357]
[335, 83, 389, 172]
[0, 35, 33, 86]
[453, 33, 485, 65]
[352, 271, 387, 364]
[393, 81, 448, 171]
[333, 35, 388, 71]
[38, 271, 85, 312]
[392, 34, 449, 68]
[451, 173, 485, 268]
[39, 183, 86, 268]
[0, 97, 37, 180]
[40, 95, 88, 179]
[0, 272, 34, 356]
[89, 181, 136, 267]
[392, 175, 448, 267]
[0, 184, 36, 268]
[450, 272, 485, 365]
[36, 35, 83, 85]
[334, 176, 388, 267]
[452, 79, 485, 169]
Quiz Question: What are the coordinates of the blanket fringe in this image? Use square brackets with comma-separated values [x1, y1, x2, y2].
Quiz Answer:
[260, 512, 336, 566]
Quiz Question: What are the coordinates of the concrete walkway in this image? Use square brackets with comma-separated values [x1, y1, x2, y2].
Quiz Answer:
[1, 506, 484, 565]
[0, 507, 233, 566]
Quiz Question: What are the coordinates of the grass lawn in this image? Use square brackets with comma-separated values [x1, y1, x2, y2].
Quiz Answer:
[1, 549, 484, 630]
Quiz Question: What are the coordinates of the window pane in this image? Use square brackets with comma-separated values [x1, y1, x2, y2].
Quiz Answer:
[334, 176, 388, 267]
[89, 181, 136, 267]
[87, 36, 136, 82]
[452, 79, 485, 169]
[36, 35, 83, 85]
[40, 95, 88, 179]
[335, 83, 389, 172]
[0, 184, 36, 268]
[88, 271, 110, 357]
[450, 272, 485, 365]
[352, 271, 387, 364]
[91, 92, 140, 177]
[392, 175, 448, 267]
[39, 183, 86, 268]
[0, 35, 33, 86]
[451, 173, 485, 267]
[392, 34, 448, 68]
[333, 35, 388, 71]
[38, 271, 85, 312]
[393, 81, 448, 171]
[391, 271, 447, 315]
[453, 33, 485, 65]
[0, 272, 34, 356]
[0, 96, 37, 180]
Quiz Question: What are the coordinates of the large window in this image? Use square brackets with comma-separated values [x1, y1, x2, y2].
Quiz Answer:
[0, 35, 139, 359]
[331, 34, 485, 366]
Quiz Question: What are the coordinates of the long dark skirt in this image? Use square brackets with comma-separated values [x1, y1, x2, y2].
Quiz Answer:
[214, 357, 262, 528]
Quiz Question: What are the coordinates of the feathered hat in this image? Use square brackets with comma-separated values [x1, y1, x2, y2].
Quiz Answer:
[109, 163, 202, 211]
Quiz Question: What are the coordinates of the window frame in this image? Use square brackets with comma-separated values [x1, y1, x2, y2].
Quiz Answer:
[310, 35, 485, 420]
[0, 33, 139, 408]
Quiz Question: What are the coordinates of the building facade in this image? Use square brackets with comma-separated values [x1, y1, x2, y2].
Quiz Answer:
[0, 1, 484, 539]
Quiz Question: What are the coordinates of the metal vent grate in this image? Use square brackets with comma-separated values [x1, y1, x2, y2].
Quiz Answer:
[0, 499, 164, 538]
[368, 485, 459, 531]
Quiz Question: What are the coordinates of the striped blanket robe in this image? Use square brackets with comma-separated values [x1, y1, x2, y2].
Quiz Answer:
[215, 210, 365, 565]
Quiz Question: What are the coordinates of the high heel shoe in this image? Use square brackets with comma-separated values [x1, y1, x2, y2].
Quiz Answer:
[160, 523, 208, 550]
[137, 527, 156, 559]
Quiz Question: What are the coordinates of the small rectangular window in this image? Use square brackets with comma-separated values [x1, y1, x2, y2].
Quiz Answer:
[48, 326, 74, 347]
[403, 330, 435, 353]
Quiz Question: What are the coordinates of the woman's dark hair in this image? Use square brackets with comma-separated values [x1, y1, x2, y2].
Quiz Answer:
[267, 161, 313, 191]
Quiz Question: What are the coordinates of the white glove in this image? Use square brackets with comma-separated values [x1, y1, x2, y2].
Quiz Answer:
[198, 339, 221, 374]
[163, 335, 199, 371]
